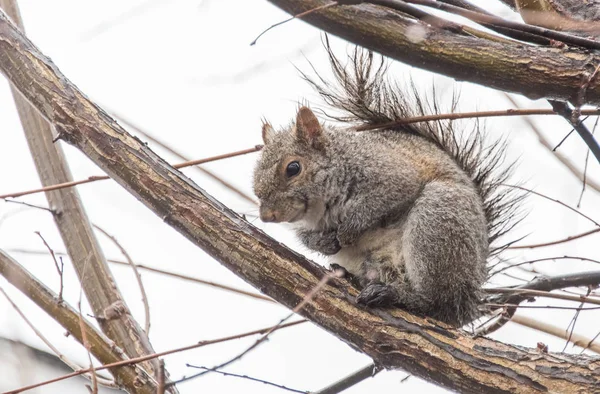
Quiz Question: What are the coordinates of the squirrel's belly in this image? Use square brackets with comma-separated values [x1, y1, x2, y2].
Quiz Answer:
[331, 227, 404, 276]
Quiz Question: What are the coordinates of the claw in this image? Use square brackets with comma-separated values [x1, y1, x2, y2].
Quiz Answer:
[356, 282, 398, 307]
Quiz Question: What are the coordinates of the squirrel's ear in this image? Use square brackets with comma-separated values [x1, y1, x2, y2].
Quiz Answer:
[295, 106, 325, 150]
[261, 120, 275, 145]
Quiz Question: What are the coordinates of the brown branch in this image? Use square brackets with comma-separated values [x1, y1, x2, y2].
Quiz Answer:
[504, 184, 600, 227]
[0, 0, 160, 380]
[313, 363, 381, 394]
[267, 0, 600, 105]
[2, 10, 600, 392]
[108, 108, 258, 206]
[186, 365, 308, 393]
[9, 248, 275, 303]
[486, 287, 600, 306]
[0, 287, 116, 387]
[502, 93, 600, 194]
[0, 146, 262, 200]
[0, 249, 158, 393]
[509, 228, 600, 249]
[511, 315, 600, 354]
[5, 320, 307, 394]
[354, 107, 600, 131]
[395, 0, 600, 49]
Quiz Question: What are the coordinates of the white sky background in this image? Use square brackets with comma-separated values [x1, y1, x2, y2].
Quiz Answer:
[0, 0, 600, 393]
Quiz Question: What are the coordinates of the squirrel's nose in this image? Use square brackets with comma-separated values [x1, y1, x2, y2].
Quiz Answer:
[260, 207, 278, 222]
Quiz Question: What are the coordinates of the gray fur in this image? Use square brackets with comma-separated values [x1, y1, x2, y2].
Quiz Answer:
[252, 48, 520, 327]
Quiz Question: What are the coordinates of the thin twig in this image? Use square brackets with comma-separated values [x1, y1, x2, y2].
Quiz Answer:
[94, 225, 151, 334]
[549, 100, 600, 165]
[34, 231, 64, 303]
[354, 108, 600, 131]
[109, 109, 258, 206]
[491, 256, 600, 276]
[3, 199, 54, 212]
[0, 287, 116, 387]
[508, 228, 600, 249]
[486, 287, 600, 306]
[502, 94, 600, 194]
[486, 303, 600, 311]
[502, 184, 600, 227]
[511, 315, 600, 354]
[9, 248, 275, 303]
[186, 364, 308, 393]
[251, 2, 339, 45]
[4, 320, 307, 394]
[171, 273, 339, 386]
[0, 146, 262, 200]
[578, 116, 599, 207]
[313, 363, 381, 394]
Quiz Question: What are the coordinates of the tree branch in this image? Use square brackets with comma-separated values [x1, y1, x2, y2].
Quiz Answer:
[265, 0, 600, 105]
[0, 249, 158, 394]
[1, 8, 600, 393]
[0, 0, 161, 380]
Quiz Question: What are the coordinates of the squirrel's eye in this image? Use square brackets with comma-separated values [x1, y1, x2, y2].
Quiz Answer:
[286, 161, 301, 178]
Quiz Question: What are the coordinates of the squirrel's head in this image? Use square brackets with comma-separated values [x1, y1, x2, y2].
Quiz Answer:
[253, 106, 329, 224]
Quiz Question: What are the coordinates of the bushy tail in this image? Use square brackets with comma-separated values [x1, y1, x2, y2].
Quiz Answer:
[300, 41, 523, 261]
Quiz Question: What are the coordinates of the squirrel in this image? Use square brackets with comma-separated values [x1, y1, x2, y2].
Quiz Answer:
[252, 48, 519, 327]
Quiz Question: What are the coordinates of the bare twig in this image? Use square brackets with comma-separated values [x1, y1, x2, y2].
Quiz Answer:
[4, 320, 307, 394]
[486, 287, 600, 306]
[9, 248, 275, 303]
[0, 146, 262, 200]
[313, 363, 381, 394]
[354, 108, 600, 131]
[491, 256, 600, 276]
[0, 287, 116, 387]
[251, 2, 339, 45]
[511, 315, 600, 354]
[549, 100, 600, 165]
[109, 109, 258, 206]
[503, 184, 600, 227]
[509, 228, 600, 249]
[34, 231, 64, 303]
[0, 249, 158, 393]
[578, 116, 599, 206]
[186, 364, 308, 393]
[502, 94, 600, 194]
[171, 273, 338, 386]
[94, 225, 151, 335]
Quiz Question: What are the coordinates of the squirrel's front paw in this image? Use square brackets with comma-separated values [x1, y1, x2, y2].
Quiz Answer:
[356, 282, 398, 307]
[314, 231, 341, 255]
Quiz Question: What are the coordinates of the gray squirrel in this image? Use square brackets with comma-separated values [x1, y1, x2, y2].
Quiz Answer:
[252, 48, 519, 327]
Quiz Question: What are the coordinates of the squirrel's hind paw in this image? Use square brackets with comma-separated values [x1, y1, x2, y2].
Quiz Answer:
[356, 282, 399, 307]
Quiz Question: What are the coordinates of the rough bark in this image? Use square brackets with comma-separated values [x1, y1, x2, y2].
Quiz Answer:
[266, 0, 600, 105]
[0, 250, 158, 394]
[0, 0, 162, 382]
[0, 8, 599, 393]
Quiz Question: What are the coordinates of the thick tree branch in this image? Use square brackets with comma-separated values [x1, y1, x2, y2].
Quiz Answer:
[266, 0, 600, 105]
[0, 249, 158, 393]
[0, 0, 161, 380]
[1, 8, 599, 393]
